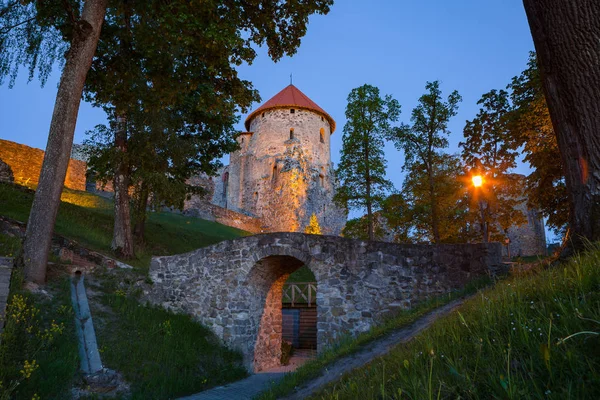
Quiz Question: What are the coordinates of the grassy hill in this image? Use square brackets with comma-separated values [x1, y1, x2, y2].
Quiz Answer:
[260, 244, 600, 399]
[0, 182, 251, 399]
[0, 182, 249, 269]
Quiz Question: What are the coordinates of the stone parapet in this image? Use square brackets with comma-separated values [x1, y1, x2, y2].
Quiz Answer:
[149, 233, 502, 371]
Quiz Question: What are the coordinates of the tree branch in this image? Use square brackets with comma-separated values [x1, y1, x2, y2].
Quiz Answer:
[0, 16, 36, 35]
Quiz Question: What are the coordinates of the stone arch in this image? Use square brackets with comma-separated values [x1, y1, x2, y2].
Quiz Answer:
[245, 250, 316, 371]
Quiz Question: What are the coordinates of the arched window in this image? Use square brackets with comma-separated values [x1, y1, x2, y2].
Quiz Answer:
[241, 137, 244, 144]
[319, 128, 325, 143]
[272, 164, 278, 182]
[319, 174, 325, 187]
[289, 128, 294, 140]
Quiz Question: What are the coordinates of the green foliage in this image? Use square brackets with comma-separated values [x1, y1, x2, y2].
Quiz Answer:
[92, 279, 247, 399]
[0, 182, 248, 269]
[0, 278, 79, 400]
[286, 265, 316, 284]
[309, 244, 600, 399]
[0, 233, 20, 258]
[461, 89, 526, 242]
[399, 154, 474, 243]
[508, 52, 568, 235]
[281, 341, 294, 366]
[342, 216, 388, 241]
[335, 84, 401, 240]
[304, 214, 322, 235]
[389, 81, 462, 243]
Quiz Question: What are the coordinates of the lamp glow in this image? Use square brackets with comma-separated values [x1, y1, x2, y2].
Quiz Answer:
[472, 175, 483, 187]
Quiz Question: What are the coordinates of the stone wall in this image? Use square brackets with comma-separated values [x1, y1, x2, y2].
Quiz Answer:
[0, 139, 86, 191]
[149, 233, 503, 371]
[0, 159, 14, 183]
[504, 200, 546, 257]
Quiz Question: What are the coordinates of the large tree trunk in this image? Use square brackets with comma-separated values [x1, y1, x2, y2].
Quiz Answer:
[112, 115, 135, 258]
[523, 0, 600, 255]
[21, 0, 107, 284]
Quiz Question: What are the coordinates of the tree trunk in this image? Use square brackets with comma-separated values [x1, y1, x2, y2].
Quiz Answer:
[523, 0, 600, 255]
[427, 166, 440, 244]
[364, 136, 374, 241]
[112, 115, 135, 258]
[21, 0, 108, 284]
[133, 181, 150, 243]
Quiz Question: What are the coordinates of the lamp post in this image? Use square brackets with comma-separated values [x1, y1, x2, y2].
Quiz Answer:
[472, 175, 488, 242]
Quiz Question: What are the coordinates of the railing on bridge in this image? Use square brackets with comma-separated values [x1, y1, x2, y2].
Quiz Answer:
[282, 282, 316, 307]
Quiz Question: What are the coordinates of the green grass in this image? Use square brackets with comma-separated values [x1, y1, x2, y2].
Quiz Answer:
[305, 244, 600, 399]
[0, 233, 21, 258]
[88, 271, 247, 400]
[0, 182, 249, 269]
[0, 273, 79, 400]
[256, 277, 492, 400]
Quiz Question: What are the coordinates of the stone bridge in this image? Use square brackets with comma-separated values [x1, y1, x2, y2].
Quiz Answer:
[149, 233, 502, 371]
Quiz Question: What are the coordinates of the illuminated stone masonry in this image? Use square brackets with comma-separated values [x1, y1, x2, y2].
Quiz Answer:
[206, 84, 347, 235]
[149, 232, 503, 371]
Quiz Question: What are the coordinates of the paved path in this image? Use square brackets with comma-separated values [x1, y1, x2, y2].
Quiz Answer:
[179, 373, 285, 400]
[0, 257, 13, 338]
[180, 297, 467, 400]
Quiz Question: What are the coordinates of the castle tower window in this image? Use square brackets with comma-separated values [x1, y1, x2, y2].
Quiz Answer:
[290, 128, 294, 140]
[319, 174, 325, 187]
[272, 164, 278, 182]
[254, 191, 258, 202]
[290, 109, 295, 114]
[262, 112, 265, 118]
[241, 137, 244, 143]
[319, 128, 325, 143]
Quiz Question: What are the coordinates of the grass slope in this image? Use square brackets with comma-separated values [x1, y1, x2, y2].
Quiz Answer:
[88, 272, 247, 400]
[257, 278, 491, 400]
[308, 245, 600, 399]
[0, 182, 249, 269]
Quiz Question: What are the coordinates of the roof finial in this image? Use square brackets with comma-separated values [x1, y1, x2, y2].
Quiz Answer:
[290, 73, 293, 86]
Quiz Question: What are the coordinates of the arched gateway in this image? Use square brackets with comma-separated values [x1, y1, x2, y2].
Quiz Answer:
[149, 233, 502, 371]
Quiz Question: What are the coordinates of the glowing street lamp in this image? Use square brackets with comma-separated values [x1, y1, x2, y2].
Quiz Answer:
[471, 174, 488, 242]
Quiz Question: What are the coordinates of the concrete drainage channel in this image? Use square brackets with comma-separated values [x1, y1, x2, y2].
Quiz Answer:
[70, 271, 128, 397]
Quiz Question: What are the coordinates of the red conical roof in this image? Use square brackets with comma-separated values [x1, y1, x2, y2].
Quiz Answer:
[245, 84, 336, 133]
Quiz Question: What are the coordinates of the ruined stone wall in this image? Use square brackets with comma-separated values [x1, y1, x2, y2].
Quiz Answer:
[504, 201, 546, 257]
[223, 108, 346, 234]
[149, 233, 503, 370]
[0, 159, 14, 183]
[0, 139, 86, 191]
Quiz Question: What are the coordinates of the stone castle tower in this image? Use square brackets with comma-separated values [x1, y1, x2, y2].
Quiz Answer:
[212, 84, 346, 234]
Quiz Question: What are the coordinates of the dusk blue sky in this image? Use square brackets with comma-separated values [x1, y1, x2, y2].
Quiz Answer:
[0, 1, 550, 237]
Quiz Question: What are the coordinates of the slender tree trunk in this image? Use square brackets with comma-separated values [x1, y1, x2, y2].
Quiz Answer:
[364, 135, 374, 241]
[112, 115, 135, 258]
[523, 0, 600, 255]
[21, 0, 107, 284]
[427, 164, 440, 244]
[133, 181, 150, 243]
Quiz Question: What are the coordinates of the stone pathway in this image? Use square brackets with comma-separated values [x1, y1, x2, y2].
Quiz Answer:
[178, 373, 285, 400]
[179, 297, 467, 400]
[0, 257, 13, 337]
